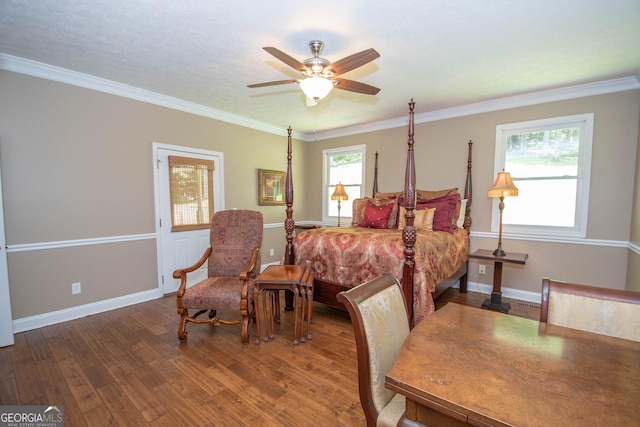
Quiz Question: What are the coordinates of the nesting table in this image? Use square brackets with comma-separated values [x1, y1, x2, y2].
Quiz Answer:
[254, 264, 313, 345]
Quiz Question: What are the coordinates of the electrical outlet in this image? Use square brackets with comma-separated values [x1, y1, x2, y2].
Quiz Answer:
[269, 248, 274, 257]
[72, 282, 81, 295]
[478, 265, 486, 275]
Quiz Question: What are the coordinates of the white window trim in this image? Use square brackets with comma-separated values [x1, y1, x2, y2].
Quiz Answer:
[492, 113, 594, 239]
[322, 144, 366, 224]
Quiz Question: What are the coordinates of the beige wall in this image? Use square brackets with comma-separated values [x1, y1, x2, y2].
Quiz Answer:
[0, 72, 307, 320]
[1, 69, 638, 324]
[627, 91, 640, 292]
[310, 91, 640, 294]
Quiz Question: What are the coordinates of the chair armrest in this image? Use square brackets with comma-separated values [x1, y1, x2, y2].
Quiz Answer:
[239, 247, 260, 280]
[173, 247, 212, 297]
[173, 247, 212, 278]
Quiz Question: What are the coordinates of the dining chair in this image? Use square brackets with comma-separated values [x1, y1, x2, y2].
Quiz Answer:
[173, 210, 263, 343]
[540, 277, 640, 342]
[337, 273, 411, 427]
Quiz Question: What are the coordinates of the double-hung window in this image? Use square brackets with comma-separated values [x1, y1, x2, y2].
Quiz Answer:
[322, 145, 366, 223]
[493, 113, 594, 238]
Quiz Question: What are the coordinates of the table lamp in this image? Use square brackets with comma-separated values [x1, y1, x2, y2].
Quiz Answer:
[488, 170, 518, 256]
[331, 183, 349, 226]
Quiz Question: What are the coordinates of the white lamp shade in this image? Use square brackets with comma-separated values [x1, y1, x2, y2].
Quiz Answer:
[299, 76, 334, 101]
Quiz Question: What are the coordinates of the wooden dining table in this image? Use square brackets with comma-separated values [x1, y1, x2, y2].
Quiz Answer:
[385, 303, 640, 427]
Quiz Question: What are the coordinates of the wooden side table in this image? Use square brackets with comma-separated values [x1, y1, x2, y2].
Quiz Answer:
[254, 264, 313, 345]
[469, 249, 528, 313]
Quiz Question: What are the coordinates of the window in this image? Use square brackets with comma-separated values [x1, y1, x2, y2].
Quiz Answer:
[493, 114, 593, 238]
[168, 156, 215, 231]
[323, 145, 366, 223]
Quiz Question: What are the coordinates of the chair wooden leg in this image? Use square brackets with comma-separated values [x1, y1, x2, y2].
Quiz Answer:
[241, 314, 249, 344]
[178, 310, 189, 342]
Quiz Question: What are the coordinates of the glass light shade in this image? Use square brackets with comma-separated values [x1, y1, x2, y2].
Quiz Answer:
[299, 76, 334, 101]
[331, 183, 349, 201]
[488, 170, 519, 198]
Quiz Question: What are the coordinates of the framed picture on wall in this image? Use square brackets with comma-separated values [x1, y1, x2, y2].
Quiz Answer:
[258, 169, 285, 206]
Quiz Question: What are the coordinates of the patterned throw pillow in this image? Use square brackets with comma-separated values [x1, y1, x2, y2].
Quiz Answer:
[398, 207, 436, 231]
[360, 200, 394, 229]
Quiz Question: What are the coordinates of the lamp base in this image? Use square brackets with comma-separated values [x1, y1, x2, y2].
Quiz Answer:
[482, 292, 510, 313]
[493, 242, 506, 257]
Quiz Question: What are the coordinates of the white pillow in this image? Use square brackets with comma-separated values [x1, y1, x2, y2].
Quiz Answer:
[457, 199, 467, 228]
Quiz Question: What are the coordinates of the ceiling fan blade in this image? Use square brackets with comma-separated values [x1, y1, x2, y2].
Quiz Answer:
[328, 48, 380, 76]
[263, 47, 306, 72]
[247, 79, 298, 88]
[333, 78, 380, 95]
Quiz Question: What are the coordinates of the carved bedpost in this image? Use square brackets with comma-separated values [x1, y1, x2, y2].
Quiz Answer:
[284, 127, 295, 265]
[464, 140, 473, 232]
[402, 100, 416, 328]
[372, 151, 379, 197]
[459, 140, 473, 294]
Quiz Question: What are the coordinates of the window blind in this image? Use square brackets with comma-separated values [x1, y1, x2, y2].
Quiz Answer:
[168, 156, 215, 232]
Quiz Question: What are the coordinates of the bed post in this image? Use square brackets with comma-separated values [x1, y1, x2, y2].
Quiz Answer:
[284, 126, 295, 265]
[459, 140, 473, 294]
[372, 151, 379, 197]
[464, 140, 473, 232]
[402, 100, 416, 328]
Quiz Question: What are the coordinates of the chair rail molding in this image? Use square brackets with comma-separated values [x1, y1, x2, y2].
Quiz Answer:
[6, 233, 156, 253]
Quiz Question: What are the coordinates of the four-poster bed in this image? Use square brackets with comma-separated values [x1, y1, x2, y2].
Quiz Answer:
[283, 100, 473, 325]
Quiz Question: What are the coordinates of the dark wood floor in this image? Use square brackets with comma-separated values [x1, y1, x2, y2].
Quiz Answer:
[0, 289, 539, 426]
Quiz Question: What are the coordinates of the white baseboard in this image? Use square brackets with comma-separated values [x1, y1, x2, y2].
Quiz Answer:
[260, 261, 281, 271]
[464, 281, 541, 304]
[11, 277, 540, 334]
[12, 288, 163, 333]
[12, 262, 284, 334]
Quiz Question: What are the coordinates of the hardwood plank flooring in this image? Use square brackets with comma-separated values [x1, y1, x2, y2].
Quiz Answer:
[0, 288, 539, 426]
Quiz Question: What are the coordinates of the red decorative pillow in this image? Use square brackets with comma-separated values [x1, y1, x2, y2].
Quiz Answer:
[360, 200, 394, 229]
[417, 193, 460, 231]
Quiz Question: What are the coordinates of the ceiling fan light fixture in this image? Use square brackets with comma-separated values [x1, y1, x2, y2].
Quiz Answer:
[299, 76, 334, 102]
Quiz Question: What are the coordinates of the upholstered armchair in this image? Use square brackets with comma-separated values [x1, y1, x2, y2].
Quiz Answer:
[173, 210, 263, 343]
[337, 273, 411, 427]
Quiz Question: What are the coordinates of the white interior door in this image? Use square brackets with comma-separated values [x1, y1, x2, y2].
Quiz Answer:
[0, 157, 14, 347]
[153, 143, 224, 294]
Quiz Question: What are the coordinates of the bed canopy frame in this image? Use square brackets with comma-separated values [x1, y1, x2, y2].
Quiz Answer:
[283, 100, 472, 323]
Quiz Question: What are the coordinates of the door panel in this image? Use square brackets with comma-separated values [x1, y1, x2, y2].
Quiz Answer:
[154, 144, 224, 294]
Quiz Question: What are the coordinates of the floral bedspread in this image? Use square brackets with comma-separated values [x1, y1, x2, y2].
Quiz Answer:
[294, 227, 469, 324]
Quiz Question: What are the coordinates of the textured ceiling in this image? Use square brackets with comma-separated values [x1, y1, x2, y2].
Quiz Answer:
[1, 0, 639, 140]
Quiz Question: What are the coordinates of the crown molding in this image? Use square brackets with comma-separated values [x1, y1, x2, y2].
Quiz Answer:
[312, 76, 640, 141]
[0, 53, 307, 140]
[2, 53, 637, 143]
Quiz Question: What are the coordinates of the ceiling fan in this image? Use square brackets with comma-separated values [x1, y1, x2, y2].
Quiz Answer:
[247, 40, 380, 103]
